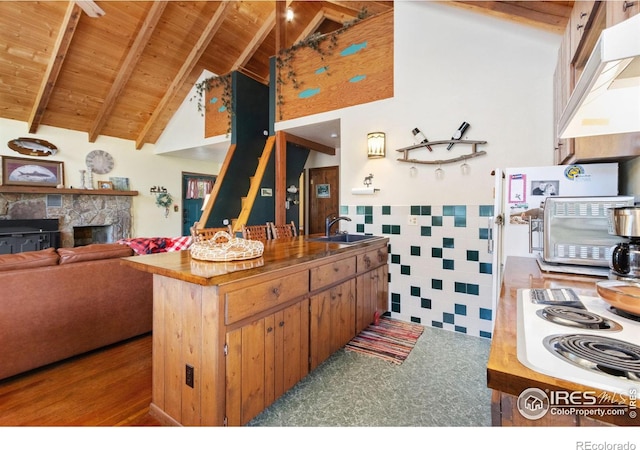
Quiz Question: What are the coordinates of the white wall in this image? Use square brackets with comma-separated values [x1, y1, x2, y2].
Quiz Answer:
[0, 118, 217, 237]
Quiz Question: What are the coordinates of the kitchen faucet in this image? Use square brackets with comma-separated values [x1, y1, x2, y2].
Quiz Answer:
[325, 214, 352, 237]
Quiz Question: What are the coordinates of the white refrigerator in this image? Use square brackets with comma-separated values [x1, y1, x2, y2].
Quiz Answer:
[489, 162, 620, 321]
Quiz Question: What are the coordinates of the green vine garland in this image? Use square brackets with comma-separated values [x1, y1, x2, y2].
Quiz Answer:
[155, 192, 173, 208]
[275, 8, 369, 119]
[191, 73, 233, 135]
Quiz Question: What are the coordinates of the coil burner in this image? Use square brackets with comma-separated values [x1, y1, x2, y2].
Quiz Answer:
[537, 306, 623, 331]
[544, 334, 640, 381]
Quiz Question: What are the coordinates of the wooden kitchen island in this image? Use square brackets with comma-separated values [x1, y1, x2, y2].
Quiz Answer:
[122, 235, 388, 426]
[489, 256, 638, 426]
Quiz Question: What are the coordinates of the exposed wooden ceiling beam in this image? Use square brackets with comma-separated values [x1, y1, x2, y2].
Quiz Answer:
[27, 1, 82, 134]
[233, 9, 276, 73]
[135, 0, 232, 149]
[294, 9, 325, 44]
[284, 131, 335, 155]
[88, 1, 168, 143]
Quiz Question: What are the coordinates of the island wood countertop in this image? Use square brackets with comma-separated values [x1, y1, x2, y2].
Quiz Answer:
[488, 256, 639, 426]
[121, 235, 389, 287]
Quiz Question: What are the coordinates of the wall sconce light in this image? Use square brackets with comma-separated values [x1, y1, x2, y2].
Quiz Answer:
[367, 132, 385, 158]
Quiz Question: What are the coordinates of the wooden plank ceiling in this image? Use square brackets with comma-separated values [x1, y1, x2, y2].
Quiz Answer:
[0, 1, 573, 150]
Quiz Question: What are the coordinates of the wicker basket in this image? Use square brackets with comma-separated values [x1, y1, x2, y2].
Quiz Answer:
[190, 231, 264, 262]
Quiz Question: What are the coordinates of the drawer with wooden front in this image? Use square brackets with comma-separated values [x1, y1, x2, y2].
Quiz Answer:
[309, 256, 356, 291]
[356, 245, 388, 273]
[224, 270, 309, 325]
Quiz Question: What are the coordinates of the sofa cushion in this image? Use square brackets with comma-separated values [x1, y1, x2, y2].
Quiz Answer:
[57, 243, 134, 265]
[0, 247, 59, 271]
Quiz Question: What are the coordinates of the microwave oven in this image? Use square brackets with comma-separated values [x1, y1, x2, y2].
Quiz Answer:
[530, 196, 634, 267]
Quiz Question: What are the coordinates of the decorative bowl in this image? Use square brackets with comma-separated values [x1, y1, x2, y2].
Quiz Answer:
[596, 280, 640, 316]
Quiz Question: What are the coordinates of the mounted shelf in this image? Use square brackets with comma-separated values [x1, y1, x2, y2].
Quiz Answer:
[396, 139, 487, 165]
[0, 186, 139, 196]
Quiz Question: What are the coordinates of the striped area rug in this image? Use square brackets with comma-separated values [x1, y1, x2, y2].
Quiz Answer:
[345, 316, 424, 365]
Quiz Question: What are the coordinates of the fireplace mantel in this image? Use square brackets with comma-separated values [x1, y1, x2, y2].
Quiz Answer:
[0, 186, 138, 196]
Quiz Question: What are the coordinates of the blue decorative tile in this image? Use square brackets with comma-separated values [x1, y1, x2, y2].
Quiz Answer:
[382, 205, 391, 215]
[455, 325, 467, 334]
[411, 246, 421, 256]
[421, 298, 432, 309]
[432, 216, 443, 226]
[443, 259, 454, 270]
[411, 286, 421, 296]
[432, 279, 443, 290]
[480, 330, 492, 339]
[455, 282, 466, 293]
[467, 250, 479, 261]
[421, 226, 432, 236]
[443, 237, 454, 248]
[455, 304, 467, 315]
[480, 308, 492, 321]
[410, 205, 420, 215]
[454, 205, 466, 217]
[467, 284, 479, 296]
[432, 321, 443, 328]
[410, 317, 422, 324]
[443, 205, 455, 216]
[479, 205, 494, 217]
[478, 228, 489, 239]
[421, 205, 431, 216]
[454, 216, 466, 227]
[401, 265, 410, 275]
[432, 247, 442, 258]
[443, 313, 454, 324]
[480, 262, 492, 274]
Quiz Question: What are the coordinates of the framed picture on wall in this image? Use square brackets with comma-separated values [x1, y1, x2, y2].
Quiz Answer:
[316, 184, 330, 198]
[1, 155, 64, 187]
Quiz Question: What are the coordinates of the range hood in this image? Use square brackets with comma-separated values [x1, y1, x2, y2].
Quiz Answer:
[559, 13, 640, 139]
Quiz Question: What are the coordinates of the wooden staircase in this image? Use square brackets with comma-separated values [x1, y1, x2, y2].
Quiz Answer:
[233, 135, 275, 233]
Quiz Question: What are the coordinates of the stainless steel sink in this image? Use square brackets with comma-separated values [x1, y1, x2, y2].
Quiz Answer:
[307, 234, 379, 244]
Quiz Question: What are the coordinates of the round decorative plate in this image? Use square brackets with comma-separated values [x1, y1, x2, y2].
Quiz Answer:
[86, 150, 114, 174]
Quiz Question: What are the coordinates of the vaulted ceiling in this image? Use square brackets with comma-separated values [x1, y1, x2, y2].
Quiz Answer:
[0, 1, 574, 150]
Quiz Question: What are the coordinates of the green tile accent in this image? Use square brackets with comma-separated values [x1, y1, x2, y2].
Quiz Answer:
[382, 224, 391, 234]
[364, 206, 373, 215]
[421, 226, 431, 236]
[410, 246, 421, 256]
[401, 265, 411, 275]
[356, 206, 366, 215]
[455, 282, 466, 293]
[421, 298, 432, 309]
[443, 237, 454, 248]
[467, 250, 479, 261]
[411, 286, 421, 296]
[391, 225, 401, 234]
[479, 228, 489, 239]
[443, 205, 455, 216]
[454, 205, 466, 217]
[432, 247, 442, 258]
[454, 216, 466, 227]
[357, 223, 365, 233]
[432, 279, 443, 290]
[455, 304, 467, 315]
[382, 205, 391, 215]
[410, 205, 420, 215]
[479, 205, 494, 217]
[421, 206, 431, 215]
[480, 262, 492, 274]
[443, 259, 454, 270]
[391, 254, 400, 264]
[365, 215, 373, 224]
[467, 284, 480, 295]
[340, 205, 349, 215]
[432, 216, 442, 226]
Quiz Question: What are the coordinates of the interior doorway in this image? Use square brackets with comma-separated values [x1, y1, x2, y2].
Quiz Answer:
[182, 172, 217, 236]
[308, 166, 339, 235]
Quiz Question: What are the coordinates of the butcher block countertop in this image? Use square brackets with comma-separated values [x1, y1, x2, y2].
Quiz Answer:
[489, 256, 639, 426]
[121, 235, 389, 286]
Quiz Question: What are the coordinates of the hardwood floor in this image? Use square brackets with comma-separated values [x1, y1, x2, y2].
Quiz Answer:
[0, 333, 161, 426]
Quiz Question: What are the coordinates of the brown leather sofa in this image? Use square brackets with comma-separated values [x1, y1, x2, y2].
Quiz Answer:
[0, 243, 152, 380]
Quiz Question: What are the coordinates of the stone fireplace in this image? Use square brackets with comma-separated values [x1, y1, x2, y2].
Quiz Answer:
[0, 191, 133, 248]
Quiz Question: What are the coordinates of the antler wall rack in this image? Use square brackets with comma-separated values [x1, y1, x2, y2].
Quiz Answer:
[396, 140, 487, 165]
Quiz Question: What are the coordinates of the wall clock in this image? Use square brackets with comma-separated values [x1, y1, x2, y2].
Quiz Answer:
[86, 150, 114, 174]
